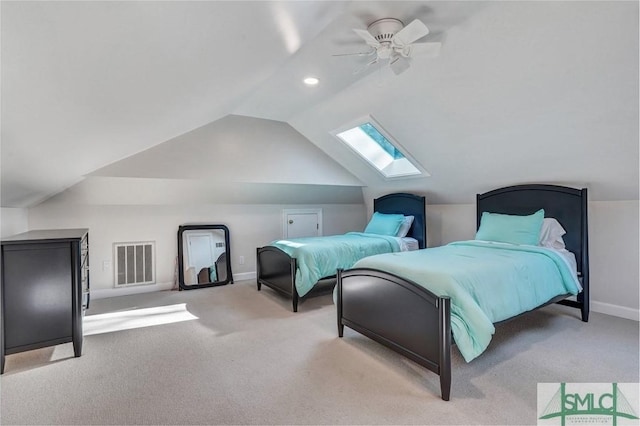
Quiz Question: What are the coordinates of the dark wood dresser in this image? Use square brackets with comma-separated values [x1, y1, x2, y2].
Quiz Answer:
[1, 229, 89, 373]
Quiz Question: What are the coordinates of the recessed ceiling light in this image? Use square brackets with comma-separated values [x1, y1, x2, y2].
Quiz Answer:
[303, 77, 319, 86]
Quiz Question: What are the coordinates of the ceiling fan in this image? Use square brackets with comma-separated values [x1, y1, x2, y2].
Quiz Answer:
[335, 18, 441, 75]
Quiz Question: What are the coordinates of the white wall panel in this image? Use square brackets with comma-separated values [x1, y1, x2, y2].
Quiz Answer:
[28, 201, 366, 296]
[1, 208, 28, 238]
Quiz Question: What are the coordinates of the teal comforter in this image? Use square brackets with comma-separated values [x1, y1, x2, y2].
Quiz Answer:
[270, 232, 401, 297]
[351, 241, 582, 362]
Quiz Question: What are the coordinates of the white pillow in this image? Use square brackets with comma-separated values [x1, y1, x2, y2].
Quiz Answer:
[396, 215, 415, 238]
[539, 218, 567, 250]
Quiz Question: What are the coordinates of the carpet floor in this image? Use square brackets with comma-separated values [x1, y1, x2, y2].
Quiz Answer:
[1, 279, 638, 425]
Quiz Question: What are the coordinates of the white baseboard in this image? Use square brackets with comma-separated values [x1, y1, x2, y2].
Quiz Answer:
[591, 301, 639, 321]
[89, 273, 640, 322]
[233, 271, 256, 282]
[91, 281, 175, 299]
[91, 272, 257, 300]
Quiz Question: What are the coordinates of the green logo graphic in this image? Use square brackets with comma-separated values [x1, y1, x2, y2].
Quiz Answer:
[539, 383, 639, 425]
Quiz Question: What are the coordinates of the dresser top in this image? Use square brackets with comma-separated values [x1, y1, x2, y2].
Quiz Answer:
[1, 228, 88, 244]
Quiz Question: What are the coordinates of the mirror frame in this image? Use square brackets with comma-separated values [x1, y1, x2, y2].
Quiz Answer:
[177, 224, 233, 290]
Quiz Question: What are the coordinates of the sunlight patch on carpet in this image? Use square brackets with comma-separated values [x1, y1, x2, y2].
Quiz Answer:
[83, 303, 198, 336]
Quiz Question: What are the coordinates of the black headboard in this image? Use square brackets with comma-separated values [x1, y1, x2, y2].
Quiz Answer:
[476, 184, 588, 277]
[374, 193, 426, 249]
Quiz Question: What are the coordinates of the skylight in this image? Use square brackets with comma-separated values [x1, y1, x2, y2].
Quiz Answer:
[333, 117, 428, 179]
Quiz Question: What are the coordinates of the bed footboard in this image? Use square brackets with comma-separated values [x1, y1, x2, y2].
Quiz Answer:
[256, 246, 300, 312]
[337, 268, 452, 401]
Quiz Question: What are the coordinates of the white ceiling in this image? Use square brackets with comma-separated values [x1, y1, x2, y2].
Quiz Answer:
[2, 1, 638, 207]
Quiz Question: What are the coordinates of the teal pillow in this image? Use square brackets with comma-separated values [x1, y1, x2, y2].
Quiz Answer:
[364, 212, 405, 236]
[475, 209, 545, 245]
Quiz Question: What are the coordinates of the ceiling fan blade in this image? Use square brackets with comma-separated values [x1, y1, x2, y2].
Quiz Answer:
[406, 42, 442, 58]
[353, 57, 379, 75]
[389, 55, 410, 75]
[392, 19, 429, 47]
[353, 28, 380, 48]
[332, 48, 377, 57]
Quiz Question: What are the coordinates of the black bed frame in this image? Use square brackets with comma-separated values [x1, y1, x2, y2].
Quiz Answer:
[337, 184, 589, 400]
[256, 193, 426, 312]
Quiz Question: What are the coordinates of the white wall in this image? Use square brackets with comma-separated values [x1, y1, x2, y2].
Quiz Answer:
[588, 201, 639, 320]
[28, 201, 366, 298]
[1, 207, 28, 237]
[25, 119, 367, 297]
[425, 201, 639, 321]
[24, 181, 639, 321]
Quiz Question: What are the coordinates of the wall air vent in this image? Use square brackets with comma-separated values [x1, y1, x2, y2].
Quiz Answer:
[114, 242, 155, 287]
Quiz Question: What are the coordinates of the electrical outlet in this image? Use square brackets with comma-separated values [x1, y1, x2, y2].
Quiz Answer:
[239, 256, 245, 265]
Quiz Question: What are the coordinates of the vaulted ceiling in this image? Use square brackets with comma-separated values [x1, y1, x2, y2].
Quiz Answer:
[2, 1, 638, 207]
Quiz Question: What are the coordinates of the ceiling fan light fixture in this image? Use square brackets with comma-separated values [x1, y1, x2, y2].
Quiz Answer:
[303, 76, 320, 86]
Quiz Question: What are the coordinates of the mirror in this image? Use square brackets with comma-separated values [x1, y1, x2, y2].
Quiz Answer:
[177, 224, 233, 290]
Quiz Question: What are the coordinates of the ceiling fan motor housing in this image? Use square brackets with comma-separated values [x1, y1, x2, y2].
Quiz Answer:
[367, 18, 404, 43]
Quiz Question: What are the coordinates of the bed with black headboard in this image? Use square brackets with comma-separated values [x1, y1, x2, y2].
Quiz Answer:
[336, 184, 589, 400]
[256, 192, 426, 312]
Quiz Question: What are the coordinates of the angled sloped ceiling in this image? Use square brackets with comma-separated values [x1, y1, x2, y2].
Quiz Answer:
[91, 115, 361, 185]
[285, 1, 639, 204]
[2, 1, 638, 208]
[0, 1, 351, 207]
[78, 114, 365, 205]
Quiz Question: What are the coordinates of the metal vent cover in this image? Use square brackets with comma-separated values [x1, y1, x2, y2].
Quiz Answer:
[114, 241, 155, 287]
